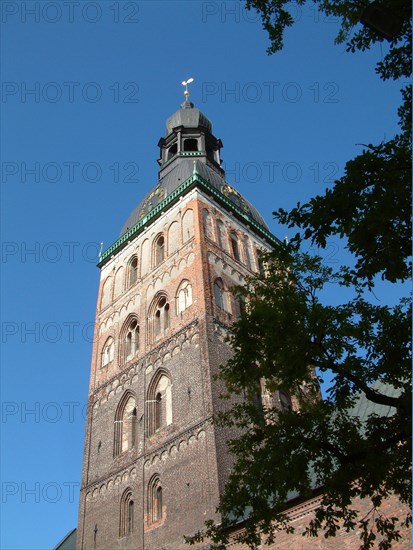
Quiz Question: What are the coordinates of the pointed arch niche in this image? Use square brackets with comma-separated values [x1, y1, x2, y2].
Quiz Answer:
[101, 336, 114, 368]
[148, 294, 170, 343]
[168, 221, 180, 255]
[113, 266, 124, 299]
[202, 208, 214, 241]
[100, 277, 112, 310]
[176, 280, 193, 315]
[120, 316, 140, 364]
[114, 392, 137, 457]
[127, 255, 139, 288]
[147, 474, 163, 526]
[182, 209, 194, 243]
[147, 370, 172, 436]
[153, 233, 165, 267]
[214, 278, 230, 313]
[119, 488, 134, 537]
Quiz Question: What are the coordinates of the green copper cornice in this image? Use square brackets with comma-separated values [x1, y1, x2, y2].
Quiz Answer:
[161, 150, 205, 170]
[97, 174, 281, 268]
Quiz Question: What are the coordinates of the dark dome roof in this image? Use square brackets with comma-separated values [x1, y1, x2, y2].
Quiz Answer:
[120, 158, 269, 236]
[166, 100, 212, 136]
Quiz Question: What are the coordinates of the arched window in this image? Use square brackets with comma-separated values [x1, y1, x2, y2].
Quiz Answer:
[167, 143, 177, 160]
[147, 475, 163, 525]
[147, 371, 172, 436]
[154, 234, 165, 267]
[151, 296, 170, 341]
[123, 318, 139, 362]
[128, 256, 138, 287]
[202, 209, 214, 241]
[256, 249, 265, 275]
[114, 393, 137, 457]
[214, 278, 228, 312]
[119, 489, 134, 537]
[101, 337, 114, 367]
[235, 295, 246, 318]
[279, 391, 292, 413]
[183, 138, 198, 152]
[216, 220, 227, 251]
[243, 237, 252, 270]
[230, 232, 240, 261]
[176, 280, 192, 314]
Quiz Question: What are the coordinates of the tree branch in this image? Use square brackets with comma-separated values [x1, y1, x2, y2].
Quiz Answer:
[314, 341, 402, 409]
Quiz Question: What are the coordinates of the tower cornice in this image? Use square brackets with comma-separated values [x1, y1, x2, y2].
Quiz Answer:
[98, 172, 281, 268]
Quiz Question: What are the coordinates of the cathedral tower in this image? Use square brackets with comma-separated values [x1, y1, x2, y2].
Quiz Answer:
[76, 95, 280, 550]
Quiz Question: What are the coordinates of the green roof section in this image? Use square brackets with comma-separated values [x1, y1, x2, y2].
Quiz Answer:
[53, 528, 77, 550]
[98, 172, 281, 268]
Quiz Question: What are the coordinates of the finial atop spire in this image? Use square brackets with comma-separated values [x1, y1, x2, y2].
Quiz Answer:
[182, 78, 194, 101]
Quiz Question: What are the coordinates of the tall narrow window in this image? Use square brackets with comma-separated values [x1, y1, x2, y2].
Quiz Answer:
[202, 209, 214, 241]
[154, 235, 165, 266]
[120, 489, 134, 537]
[257, 250, 265, 275]
[243, 237, 252, 270]
[251, 380, 266, 426]
[114, 393, 137, 457]
[101, 337, 114, 367]
[279, 391, 292, 413]
[147, 476, 163, 525]
[214, 278, 225, 311]
[216, 220, 227, 251]
[164, 302, 170, 330]
[124, 319, 139, 362]
[152, 296, 170, 341]
[147, 371, 172, 436]
[167, 143, 177, 160]
[155, 393, 162, 431]
[128, 256, 138, 287]
[131, 408, 137, 448]
[230, 232, 240, 261]
[155, 486, 163, 521]
[128, 500, 134, 534]
[176, 280, 192, 314]
[235, 295, 246, 318]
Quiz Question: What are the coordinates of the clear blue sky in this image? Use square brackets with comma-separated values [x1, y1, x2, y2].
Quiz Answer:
[0, 1, 404, 549]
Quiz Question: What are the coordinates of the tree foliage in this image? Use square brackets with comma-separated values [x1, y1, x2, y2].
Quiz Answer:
[186, 0, 412, 548]
[185, 250, 411, 549]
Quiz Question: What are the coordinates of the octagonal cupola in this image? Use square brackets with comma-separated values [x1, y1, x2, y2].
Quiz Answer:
[157, 98, 223, 178]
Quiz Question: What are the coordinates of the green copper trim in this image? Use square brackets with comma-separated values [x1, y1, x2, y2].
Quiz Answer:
[161, 150, 205, 170]
[98, 173, 280, 268]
